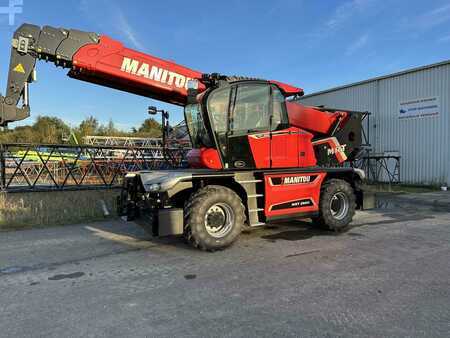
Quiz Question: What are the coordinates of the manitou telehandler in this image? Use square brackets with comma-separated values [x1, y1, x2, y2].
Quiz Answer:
[1, 23, 365, 251]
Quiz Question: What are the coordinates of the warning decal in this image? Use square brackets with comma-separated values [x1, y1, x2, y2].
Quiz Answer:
[13, 63, 25, 73]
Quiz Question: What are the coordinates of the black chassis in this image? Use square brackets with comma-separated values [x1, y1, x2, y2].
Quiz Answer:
[117, 167, 365, 237]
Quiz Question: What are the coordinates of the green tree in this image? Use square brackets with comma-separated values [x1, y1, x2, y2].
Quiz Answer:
[16, 126, 39, 143]
[0, 125, 38, 143]
[78, 116, 99, 137]
[97, 118, 125, 137]
[32, 116, 70, 143]
[135, 118, 162, 137]
[0, 114, 168, 145]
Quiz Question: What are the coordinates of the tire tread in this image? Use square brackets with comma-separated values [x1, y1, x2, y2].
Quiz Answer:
[183, 185, 246, 251]
[313, 179, 356, 232]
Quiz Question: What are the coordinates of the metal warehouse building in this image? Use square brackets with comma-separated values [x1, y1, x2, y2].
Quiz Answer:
[298, 60, 450, 186]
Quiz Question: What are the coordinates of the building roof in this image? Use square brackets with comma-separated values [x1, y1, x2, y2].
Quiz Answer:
[302, 59, 450, 98]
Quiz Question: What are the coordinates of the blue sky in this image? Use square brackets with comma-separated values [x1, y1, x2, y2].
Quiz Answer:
[0, 0, 449, 129]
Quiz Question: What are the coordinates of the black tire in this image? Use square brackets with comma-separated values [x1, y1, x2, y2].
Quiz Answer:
[312, 179, 356, 232]
[183, 185, 245, 251]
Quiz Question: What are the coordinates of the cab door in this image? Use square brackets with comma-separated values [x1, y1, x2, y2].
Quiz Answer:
[206, 87, 230, 164]
[269, 86, 299, 168]
[209, 83, 272, 169]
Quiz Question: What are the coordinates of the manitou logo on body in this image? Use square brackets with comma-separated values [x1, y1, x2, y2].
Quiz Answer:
[327, 144, 347, 156]
[120, 57, 192, 89]
[283, 176, 311, 185]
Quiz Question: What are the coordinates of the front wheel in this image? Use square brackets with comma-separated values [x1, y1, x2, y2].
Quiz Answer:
[183, 185, 245, 251]
[312, 179, 356, 231]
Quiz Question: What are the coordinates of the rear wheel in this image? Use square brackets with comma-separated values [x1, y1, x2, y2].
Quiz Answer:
[313, 179, 356, 231]
[184, 185, 245, 251]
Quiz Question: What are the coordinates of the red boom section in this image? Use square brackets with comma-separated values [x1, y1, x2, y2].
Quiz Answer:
[70, 35, 205, 106]
[286, 101, 348, 135]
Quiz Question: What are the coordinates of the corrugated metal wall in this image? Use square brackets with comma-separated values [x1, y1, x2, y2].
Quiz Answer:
[299, 62, 450, 185]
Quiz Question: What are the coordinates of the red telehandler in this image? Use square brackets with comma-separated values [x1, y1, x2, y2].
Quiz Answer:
[1, 23, 365, 251]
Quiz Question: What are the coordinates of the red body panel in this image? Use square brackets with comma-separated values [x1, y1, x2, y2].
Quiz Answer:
[247, 128, 317, 169]
[247, 134, 270, 168]
[297, 131, 317, 167]
[187, 148, 222, 169]
[270, 130, 299, 168]
[264, 172, 326, 218]
[71, 35, 205, 106]
[269, 81, 303, 97]
[287, 101, 342, 135]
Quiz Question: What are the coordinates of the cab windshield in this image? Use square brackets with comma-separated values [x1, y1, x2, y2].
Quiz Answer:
[184, 104, 213, 148]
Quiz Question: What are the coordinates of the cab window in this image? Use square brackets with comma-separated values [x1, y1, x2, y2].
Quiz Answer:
[231, 84, 270, 134]
[207, 88, 230, 133]
[271, 85, 288, 131]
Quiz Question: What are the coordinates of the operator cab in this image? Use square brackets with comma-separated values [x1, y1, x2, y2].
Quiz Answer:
[184, 79, 317, 170]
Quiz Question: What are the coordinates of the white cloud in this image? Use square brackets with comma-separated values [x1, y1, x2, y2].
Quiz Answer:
[403, 4, 450, 31]
[114, 9, 145, 51]
[303, 0, 375, 43]
[79, 0, 145, 51]
[437, 34, 450, 43]
[326, 0, 373, 30]
[346, 33, 369, 55]
[424, 4, 450, 25]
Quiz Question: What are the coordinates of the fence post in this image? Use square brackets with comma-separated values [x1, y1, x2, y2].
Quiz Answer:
[0, 144, 5, 190]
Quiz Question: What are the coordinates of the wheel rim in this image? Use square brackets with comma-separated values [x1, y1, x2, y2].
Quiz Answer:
[329, 191, 349, 220]
[204, 202, 235, 238]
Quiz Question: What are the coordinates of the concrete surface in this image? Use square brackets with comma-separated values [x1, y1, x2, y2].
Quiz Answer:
[0, 192, 449, 337]
[0, 189, 120, 230]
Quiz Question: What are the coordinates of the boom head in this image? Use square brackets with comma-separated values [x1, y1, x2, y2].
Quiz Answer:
[0, 23, 99, 126]
[0, 23, 203, 126]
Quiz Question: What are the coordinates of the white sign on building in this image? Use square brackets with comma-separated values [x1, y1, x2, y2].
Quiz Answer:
[398, 96, 440, 119]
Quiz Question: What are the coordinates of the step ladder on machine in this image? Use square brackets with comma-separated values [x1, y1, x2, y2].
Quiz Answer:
[235, 172, 266, 227]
